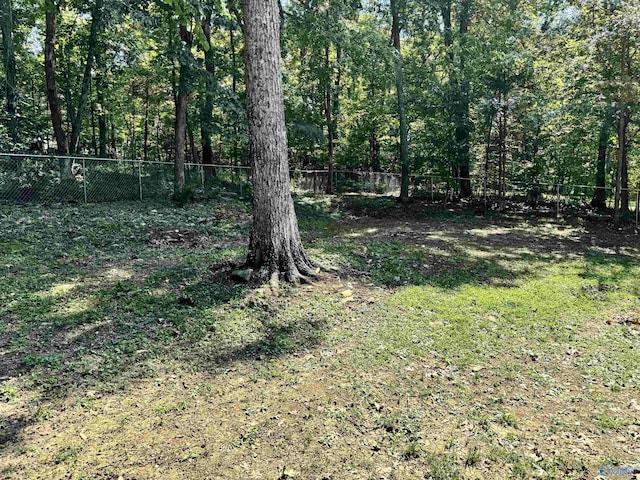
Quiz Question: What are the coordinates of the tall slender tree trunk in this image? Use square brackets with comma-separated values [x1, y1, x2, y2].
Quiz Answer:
[201, 14, 217, 179]
[614, 34, 629, 225]
[109, 120, 116, 156]
[243, 0, 316, 285]
[44, 0, 68, 154]
[334, 48, 343, 182]
[174, 91, 187, 197]
[94, 51, 108, 157]
[441, 2, 453, 62]
[621, 127, 629, 214]
[591, 111, 612, 210]
[324, 44, 334, 194]
[230, 28, 238, 95]
[0, 0, 18, 144]
[90, 78, 97, 155]
[483, 111, 494, 204]
[456, 0, 472, 198]
[391, 0, 410, 202]
[143, 80, 150, 162]
[369, 131, 380, 171]
[174, 24, 193, 199]
[230, 26, 240, 170]
[498, 105, 507, 208]
[613, 107, 629, 224]
[129, 82, 136, 159]
[69, 0, 103, 153]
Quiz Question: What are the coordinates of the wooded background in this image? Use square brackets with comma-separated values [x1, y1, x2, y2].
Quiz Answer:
[0, 0, 638, 212]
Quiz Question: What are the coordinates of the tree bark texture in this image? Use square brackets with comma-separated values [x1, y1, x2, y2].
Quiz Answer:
[324, 44, 341, 194]
[455, 0, 472, 198]
[201, 14, 217, 179]
[614, 34, 630, 225]
[174, 24, 193, 198]
[94, 50, 108, 157]
[69, 0, 103, 153]
[1, 0, 17, 143]
[244, 0, 316, 284]
[613, 106, 631, 223]
[44, 0, 68, 154]
[591, 112, 612, 210]
[391, 0, 410, 202]
[174, 89, 187, 196]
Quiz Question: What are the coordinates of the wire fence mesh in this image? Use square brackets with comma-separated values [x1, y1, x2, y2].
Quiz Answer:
[0, 153, 252, 204]
[1, 153, 639, 222]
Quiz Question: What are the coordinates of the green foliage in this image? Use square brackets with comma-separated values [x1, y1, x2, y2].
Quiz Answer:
[1, 0, 638, 199]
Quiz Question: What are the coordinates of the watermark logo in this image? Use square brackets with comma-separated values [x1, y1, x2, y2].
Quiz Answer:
[600, 465, 640, 476]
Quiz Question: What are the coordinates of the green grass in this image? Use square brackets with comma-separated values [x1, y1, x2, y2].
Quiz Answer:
[1, 196, 639, 479]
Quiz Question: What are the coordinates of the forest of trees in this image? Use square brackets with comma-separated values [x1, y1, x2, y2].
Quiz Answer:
[0, 0, 638, 211]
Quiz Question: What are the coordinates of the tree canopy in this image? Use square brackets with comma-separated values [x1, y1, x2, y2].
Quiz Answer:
[0, 0, 638, 209]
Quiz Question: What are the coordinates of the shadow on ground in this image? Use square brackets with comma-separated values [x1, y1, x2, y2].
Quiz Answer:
[1, 195, 639, 465]
[0, 200, 332, 457]
[323, 196, 640, 290]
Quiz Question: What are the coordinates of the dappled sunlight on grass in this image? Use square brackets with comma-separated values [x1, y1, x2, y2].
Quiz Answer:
[2, 197, 640, 479]
[102, 267, 133, 281]
[50, 296, 100, 319]
[366, 262, 605, 368]
[36, 282, 80, 299]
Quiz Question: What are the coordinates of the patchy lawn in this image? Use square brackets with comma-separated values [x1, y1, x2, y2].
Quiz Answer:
[1, 196, 639, 479]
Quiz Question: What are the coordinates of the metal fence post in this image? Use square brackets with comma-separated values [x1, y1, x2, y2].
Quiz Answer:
[138, 159, 143, 201]
[430, 176, 434, 202]
[82, 158, 87, 204]
[636, 183, 640, 225]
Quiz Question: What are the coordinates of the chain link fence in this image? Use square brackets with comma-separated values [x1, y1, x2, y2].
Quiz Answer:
[0, 153, 250, 204]
[1, 153, 639, 222]
[0, 153, 402, 203]
[291, 169, 402, 194]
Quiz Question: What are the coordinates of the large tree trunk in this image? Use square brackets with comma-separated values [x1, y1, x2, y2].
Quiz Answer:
[44, 0, 68, 154]
[591, 112, 612, 210]
[244, 0, 316, 285]
[0, 0, 18, 144]
[441, 0, 472, 198]
[391, 0, 410, 202]
[200, 14, 217, 179]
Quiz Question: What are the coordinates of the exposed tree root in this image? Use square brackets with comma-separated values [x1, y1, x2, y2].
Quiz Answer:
[244, 253, 320, 289]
